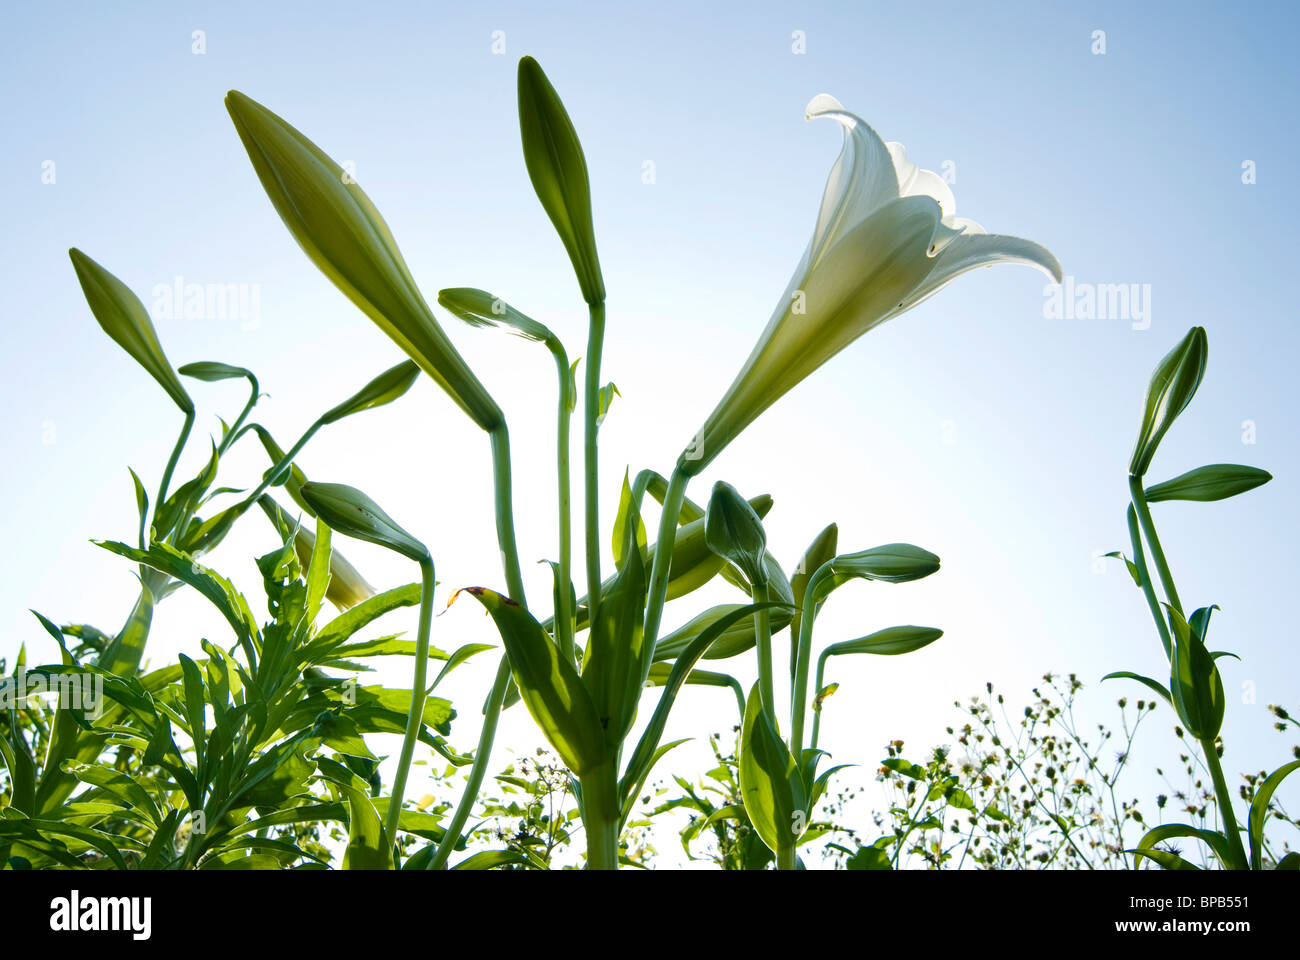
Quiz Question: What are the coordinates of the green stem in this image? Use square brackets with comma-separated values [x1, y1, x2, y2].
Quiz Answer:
[643, 465, 689, 650]
[1129, 475, 1182, 615]
[583, 302, 606, 626]
[551, 342, 576, 664]
[777, 844, 797, 871]
[428, 425, 528, 868]
[244, 420, 322, 510]
[155, 409, 195, 522]
[580, 762, 621, 870]
[386, 557, 435, 868]
[1127, 504, 1173, 658]
[810, 651, 828, 752]
[789, 566, 828, 760]
[217, 374, 260, 457]
[428, 655, 511, 870]
[1199, 738, 1248, 869]
[752, 580, 775, 722]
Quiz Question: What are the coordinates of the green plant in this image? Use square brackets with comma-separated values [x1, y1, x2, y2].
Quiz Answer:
[1104, 326, 1293, 870]
[7, 56, 1062, 871]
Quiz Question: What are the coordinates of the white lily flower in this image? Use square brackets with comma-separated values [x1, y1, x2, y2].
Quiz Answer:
[680, 95, 1063, 476]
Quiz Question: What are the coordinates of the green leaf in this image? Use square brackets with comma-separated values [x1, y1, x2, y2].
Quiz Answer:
[1129, 326, 1208, 477]
[225, 91, 502, 432]
[68, 248, 193, 414]
[1103, 551, 1142, 587]
[429, 642, 496, 692]
[1166, 605, 1224, 741]
[1145, 464, 1272, 503]
[619, 602, 788, 811]
[459, 587, 604, 776]
[596, 382, 619, 425]
[95, 541, 258, 658]
[304, 582, 421, 657]
[299, 482, 428, 563]
[1132, 823, 1235, 870]
[451, 850, 529, 870]
[517, 56, 604, 306]
[611, 471, 647, 570]
[582, 508, 650, 751]
[739, 682, 806, 855]
[1101, 671, 1172, 706]
[882, 757, 927, 780]
[1249, 759, 1300, 870]
[317, 360, 420, 425]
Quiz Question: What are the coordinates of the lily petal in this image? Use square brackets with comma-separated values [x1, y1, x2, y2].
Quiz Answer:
[886, 142, 956, 220]
[804, 95, 900, 269]
[895, 230, 1064, 315]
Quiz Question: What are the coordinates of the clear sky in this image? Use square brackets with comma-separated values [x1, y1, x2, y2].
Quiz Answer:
[2, 0, 1296, 865]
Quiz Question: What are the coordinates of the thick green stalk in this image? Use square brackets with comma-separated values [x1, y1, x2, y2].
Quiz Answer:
[550, 343, 576, 663]
[1200, 737, 1248, 868]
[752, 580, 776, 722]
[583, 303, 606, 626]
[1126, 504, 1173, 658]
[789, 566, 828, 759]
[155, 409, 195, 518]
[386, 557, 435, 867]
[428, 425, 527, 868]
[1128, 475, 1183, 615]
[643, 464, 689, 649]
[580, 762, 621, 870]
[777, 844, 797, 871]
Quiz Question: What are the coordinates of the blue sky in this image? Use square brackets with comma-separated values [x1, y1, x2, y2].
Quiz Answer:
[2, 1, 1296, 864]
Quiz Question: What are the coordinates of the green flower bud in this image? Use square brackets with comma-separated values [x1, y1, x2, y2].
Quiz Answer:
[299, 481, 428, 563]
[69, 248, 193, 415]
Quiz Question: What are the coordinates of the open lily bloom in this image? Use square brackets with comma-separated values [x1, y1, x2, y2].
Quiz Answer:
[680, 95, 1063, 476]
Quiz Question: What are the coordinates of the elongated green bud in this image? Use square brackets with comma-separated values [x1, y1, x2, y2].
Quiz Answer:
[517, 57, 604, 307]
[1145, 463, 1272, 503]
[704, 482, 769, 589]
[225, 91, 503, 431]
[69, 249, 193, 415]
[179, 361, 254, 383]
[1129, 326, 1208, 477]
[300, 481, 428, 563]
[437, 288, 555, 344]
[319, 359, 420, 425]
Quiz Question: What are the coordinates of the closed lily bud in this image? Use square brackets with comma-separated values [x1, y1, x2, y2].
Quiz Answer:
[225, 91, 503, 432]
[437, 287, 557, 344]
[178, 361, 255, 383]
[318, 359, 420, 425]
[517, 57, 604, 307]
[256, 494, 375, 610]
[299, 481, 428, 563]
[704, 482, 769, 590]
[1144, 463, 1272, 503]
[292, 522, 376, 611]
[679, 96, 1060, 475]
[1129, 326, 1208, 477]
[69, 249, 194, 415]
[653, 602, 795, 663]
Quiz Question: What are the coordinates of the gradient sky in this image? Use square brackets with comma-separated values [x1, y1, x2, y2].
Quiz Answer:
[2, 0, 1296, 866]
